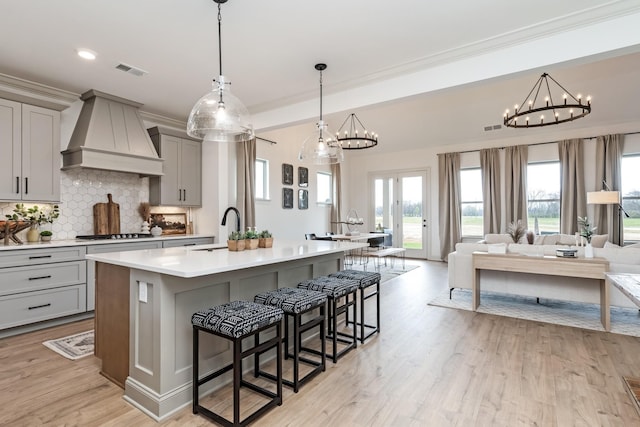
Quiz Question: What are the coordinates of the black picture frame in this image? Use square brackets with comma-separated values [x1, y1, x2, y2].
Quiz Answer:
[282, 163, 294, 185]
[298, 167, 309, 187]
[283, 188, 294, 209]
[298, 189, 308, 209]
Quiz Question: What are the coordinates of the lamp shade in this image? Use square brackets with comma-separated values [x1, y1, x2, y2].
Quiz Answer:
[298, 120, 344, 165]
[586, 190, 621, 205]
[187, 77, 254, 142]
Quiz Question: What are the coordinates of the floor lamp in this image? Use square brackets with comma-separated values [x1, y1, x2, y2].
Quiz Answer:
[586, 189, 628, 245]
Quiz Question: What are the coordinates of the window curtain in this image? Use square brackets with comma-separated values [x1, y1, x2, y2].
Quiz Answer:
[480, 148, 501, 234]
[330, 163, 341, 234]
[438, 152, 461, 262]
[558, 139, 586, 235]
[504, 145, 528, 229]
[236, 138, 256, 229]
[595, 134, 623, 245]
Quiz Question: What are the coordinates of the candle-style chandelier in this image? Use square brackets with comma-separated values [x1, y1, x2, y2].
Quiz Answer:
[336, 113, 378, 150]
[503, 73, 591, 128]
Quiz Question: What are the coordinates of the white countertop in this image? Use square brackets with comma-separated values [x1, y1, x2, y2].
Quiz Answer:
[86, 239, 367, 278]
[0, 234, 215, 251]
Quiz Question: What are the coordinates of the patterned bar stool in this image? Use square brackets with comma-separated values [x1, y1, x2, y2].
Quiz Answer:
[297, 276, 359, 363]
[329, 270, 381, 343]
[254, 287, 327, 392]
[191, 300, 284, 427]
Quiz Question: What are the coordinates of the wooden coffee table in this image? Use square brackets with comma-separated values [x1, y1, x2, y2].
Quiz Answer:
[472, 252, 610, 330]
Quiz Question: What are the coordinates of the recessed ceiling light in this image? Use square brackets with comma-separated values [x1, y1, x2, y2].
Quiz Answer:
[77, 49, 97, 60]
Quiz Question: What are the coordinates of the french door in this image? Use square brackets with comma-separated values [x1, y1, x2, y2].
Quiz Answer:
[370, 169, 429, 259]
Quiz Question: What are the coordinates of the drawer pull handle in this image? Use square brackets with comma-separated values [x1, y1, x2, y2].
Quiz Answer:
[184, 243, 196, 246]
[28, 303, 51, 310]
[29, 275, 52, 281]
[29, 255, 52, 259]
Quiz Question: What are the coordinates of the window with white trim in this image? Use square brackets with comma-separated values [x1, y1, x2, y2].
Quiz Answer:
[621, 154, 640, 242]
[317, 172, 332, 204]
[460, 168, 483, 237]
[255, 158, 269, 200]
[527, 161, 560, 234]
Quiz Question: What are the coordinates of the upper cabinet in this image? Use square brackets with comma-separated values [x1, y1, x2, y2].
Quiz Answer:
[0, 99, 60, 202]
[148, 126, 202, 207]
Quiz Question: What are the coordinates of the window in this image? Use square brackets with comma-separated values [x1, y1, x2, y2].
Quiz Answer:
[255, 158, 269, 200]
[622, 155, 640, 242]
[460, 168, 483, 237]
[527, 162, 560, 234]
[317, 172, 332, 204]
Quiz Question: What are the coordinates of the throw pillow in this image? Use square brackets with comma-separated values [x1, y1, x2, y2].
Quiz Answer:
[590, 234, 608, 248]
[604, 241, 620, 249]
[484, 234, 514, 244]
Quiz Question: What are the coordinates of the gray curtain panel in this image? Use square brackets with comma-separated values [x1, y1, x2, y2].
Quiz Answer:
[438, 152, 461, 262]
[236, 138, 256, 229]
[504, 145, 528, 230]
[595, 134, 624, 245]
[331, 163, 342, 234]
[480, 148, 501, 234]
[558, 139, 586, 235]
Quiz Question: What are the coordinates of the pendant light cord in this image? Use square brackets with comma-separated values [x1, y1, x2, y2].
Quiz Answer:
[217, 2, 223, 76]
[319, 69, 323, 121]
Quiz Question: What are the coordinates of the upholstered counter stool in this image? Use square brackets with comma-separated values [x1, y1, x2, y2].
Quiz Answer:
[329, 270, 381, 343]
[191, 300, 284, 427]
[254, 287, 327, 392]
[297, 276, 359, 363]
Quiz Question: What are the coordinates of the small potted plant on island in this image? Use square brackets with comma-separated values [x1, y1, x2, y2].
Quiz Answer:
[227, 231, 246, 251]
[258, 230, 273, 248]
[244, 229, 260, 250]
[39, 230, 53, 242]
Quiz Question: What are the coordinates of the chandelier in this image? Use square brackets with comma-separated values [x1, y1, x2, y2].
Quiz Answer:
[187, 0, 254, 142]
[336, 113, 378, 150]
[503, 73, 591, 128]
[298, 64, 344, 164]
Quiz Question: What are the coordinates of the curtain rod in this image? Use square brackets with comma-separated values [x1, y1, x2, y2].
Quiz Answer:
[256, 136, 277, 145]
[439, 131, 640, 155]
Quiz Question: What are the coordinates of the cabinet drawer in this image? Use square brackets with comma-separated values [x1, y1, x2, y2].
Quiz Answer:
[162, 237, 214, 248]
[0, 246, 87, 268]
[0, 261, 85, 296]
[0, 285, 87, 330]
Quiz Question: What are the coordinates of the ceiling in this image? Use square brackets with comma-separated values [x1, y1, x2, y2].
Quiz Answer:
[2, 0, 640, 153]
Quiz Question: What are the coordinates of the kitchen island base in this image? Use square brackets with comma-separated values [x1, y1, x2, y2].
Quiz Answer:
[94, 250, 344, 421]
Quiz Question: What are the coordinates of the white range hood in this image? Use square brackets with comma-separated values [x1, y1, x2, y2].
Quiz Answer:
[61, 89, 163, 176]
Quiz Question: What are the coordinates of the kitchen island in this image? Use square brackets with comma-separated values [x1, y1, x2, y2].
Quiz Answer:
[86, 239, 367, 421]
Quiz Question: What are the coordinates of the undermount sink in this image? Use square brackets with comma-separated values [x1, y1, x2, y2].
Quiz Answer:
[193, 246, 228, 252]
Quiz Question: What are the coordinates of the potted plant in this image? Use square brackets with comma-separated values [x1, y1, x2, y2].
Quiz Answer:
[258, 230, 273, 248]
[40, 230, 53, 242]
[227, 231, 246, 251]
[578, 216, 596, 258]
[244, 229, 260, 250]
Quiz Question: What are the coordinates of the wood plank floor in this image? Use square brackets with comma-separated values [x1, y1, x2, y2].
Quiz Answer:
[1, 260, 640, 426]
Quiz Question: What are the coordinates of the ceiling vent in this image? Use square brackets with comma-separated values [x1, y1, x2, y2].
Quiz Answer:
[115, 63, 148, 77]
[483, 124, 503, 132]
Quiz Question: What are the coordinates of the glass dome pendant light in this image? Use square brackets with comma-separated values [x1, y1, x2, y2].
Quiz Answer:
[187, 0, 254, 142]
[298, 63, 344, 165]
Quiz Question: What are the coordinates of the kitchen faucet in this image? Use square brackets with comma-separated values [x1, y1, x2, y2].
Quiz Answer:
[221, 207, 241, 234]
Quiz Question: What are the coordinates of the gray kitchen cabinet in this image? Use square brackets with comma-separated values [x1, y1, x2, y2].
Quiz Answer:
[148, 126, 202, 207]
[0, 246, 87, 334]
[162, 237, 214, 248]
[0, 99, 61, 202]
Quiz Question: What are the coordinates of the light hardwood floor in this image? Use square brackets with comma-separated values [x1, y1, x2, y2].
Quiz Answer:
[1, 260, 640, 426]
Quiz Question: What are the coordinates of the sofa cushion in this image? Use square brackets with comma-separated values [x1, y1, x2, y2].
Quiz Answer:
[590, 234, 608, 248]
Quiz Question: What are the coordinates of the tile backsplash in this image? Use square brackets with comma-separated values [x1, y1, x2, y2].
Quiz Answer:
[1, 169, 156, 240]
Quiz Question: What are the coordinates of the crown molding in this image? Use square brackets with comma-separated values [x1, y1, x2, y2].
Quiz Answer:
[0, 73, 78, 111]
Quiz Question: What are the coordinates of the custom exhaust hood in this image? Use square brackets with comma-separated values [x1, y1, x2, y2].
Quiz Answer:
[61, 89, 163, 176]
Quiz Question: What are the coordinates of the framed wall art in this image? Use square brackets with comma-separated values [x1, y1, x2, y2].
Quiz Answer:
[283, 188, 294, 209]
[298, 167, 308, 187]
[282, 163, 294, 185]
[149, 212, 187, 235]
[298, 189, 308, 210]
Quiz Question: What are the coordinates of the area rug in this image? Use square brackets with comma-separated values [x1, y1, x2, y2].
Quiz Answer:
[623, 376, 640, 417]
[428, 289, 640, 337]
[346, 261, 418, 283]
[43, 330, 94, 360]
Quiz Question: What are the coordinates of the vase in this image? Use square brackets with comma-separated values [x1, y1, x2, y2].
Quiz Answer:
[26, 225, 40, 243]
[585, 242, 594, 258]
[150, 225, 162, 237]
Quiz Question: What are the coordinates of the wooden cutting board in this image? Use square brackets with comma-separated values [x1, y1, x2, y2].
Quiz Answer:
[93, 194, 120, 234]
